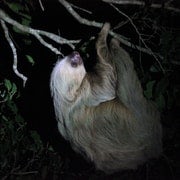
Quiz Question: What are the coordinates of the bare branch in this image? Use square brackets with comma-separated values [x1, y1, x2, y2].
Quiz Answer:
[35, 30, 80, 49]
[0, 8, 81, 85]
[38, 0, 45, 11]
[70, 2, 92, 15]
[1, 20, 27, 86]
[109, 3, 164, 72]
[171, 60, 180, 65]
[102, 0, 180, 13]
[11, 171, 38, 176]
[58, 0, 163, 60]
[0, 9, 79, 52]
[0, 9, 60, 55]
[58, 0, 103, 27]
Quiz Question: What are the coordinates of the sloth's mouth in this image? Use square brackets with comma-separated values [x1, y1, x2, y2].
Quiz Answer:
[68, 51, 83, 68]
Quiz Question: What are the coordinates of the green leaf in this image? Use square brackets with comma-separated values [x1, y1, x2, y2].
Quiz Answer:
[12, 26, 26, 34]
[48, 146, 54, 152]
[26, 55, 35, 65]
[7, 2, 23, 14]
[4, 79, 17, 100]
[22, 16, 31, 26]
[155, 94, 166, 110]
[150, 65, 160, 72]
[9, 83, 17, 100]
[155, 77, 169, 97]
[4, 79, 12, 92]
[30, 131, 43, 150]
[144, 80, 155, 99]
[23, 39, 32, 45]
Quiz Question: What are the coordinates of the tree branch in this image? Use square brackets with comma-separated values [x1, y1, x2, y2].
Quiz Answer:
[58, 0, 103, 27]
[58, 0, 163, 68]
[0, 8, 81, 85]
[0, 9, 79, 52]
[38, 0, 45, 11]
[102, 0, 180, 13]
[1, 20, 27, 86]
[109, 3, 164, 71]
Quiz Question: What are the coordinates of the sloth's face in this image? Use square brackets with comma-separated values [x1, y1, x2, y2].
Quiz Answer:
[51, 51, 86, 100]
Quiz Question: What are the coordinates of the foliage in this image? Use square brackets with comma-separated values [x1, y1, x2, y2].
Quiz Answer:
[6, 0, 31, 25]
[0, 79, 64, 179]
[143, 29, 180, 112]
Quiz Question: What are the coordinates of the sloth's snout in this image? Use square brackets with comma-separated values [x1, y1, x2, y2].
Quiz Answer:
[69, 51, 83, 67]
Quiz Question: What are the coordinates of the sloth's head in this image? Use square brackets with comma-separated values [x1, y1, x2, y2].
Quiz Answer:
[50, 51, 86, 101]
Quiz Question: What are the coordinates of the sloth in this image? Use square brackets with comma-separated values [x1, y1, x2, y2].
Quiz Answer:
[50, 23, 162, 173]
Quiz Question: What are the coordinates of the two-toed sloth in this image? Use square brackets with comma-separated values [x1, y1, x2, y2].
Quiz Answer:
[50, 23, 162, 173]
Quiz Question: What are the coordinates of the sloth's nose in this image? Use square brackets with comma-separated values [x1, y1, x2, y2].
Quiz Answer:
[69, 51, 83, 67]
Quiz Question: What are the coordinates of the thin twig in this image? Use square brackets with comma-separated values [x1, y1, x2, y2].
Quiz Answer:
[102, 0, 180, 13]
[0, 9, 60, 55]
[1, 20, 27, 86]
[109, 3, 164, 72]
[112, 13, 137, 30]
[58, 0, 163, 59]
[38, 0, 45, 11]
[70, 2, 92, 14]
[171, 60, 180, 65]
[0, 8, 81, 86]
[0, 9, 79, 52]
[58, 0, 102, 27]
[11, 171, 38, 176]
[35, 29, 80, 49]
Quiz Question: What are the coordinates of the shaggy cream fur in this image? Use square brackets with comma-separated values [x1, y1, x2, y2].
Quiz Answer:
[50, 23, 162, 173]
